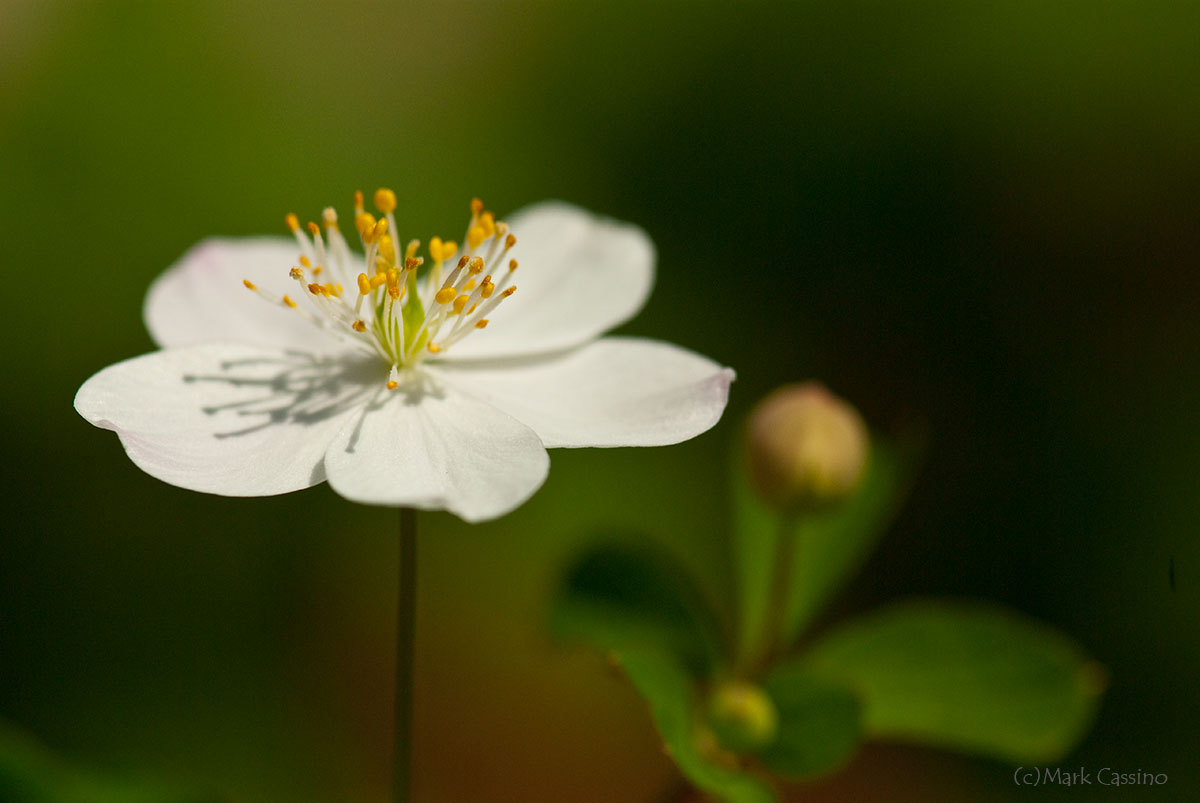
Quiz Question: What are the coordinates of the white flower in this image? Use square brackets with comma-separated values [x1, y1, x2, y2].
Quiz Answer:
[75, 193, 734, 522]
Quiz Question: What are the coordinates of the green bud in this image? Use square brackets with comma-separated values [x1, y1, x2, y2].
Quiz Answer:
[746, 382, 869, 509]
[706, 680, 779, 753]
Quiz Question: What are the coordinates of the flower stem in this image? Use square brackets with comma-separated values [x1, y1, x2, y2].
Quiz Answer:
[760, 512, 798, 669]
[394, 507, 417, 803]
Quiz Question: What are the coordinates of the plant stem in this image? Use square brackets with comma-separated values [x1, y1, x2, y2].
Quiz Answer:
[394, 507, 417, 803]
[759, 512, 797, 669]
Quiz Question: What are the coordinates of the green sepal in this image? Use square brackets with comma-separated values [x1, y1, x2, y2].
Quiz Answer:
[800, 599, 1107, 762]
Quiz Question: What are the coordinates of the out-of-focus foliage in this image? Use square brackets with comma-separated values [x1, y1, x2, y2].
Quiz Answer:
[0, 719, 218, 803]
[549, 541, 728, 675]
[618, 651, 776, 803]
[552, 426, 1104, 802]
[801, 601, 1106, 762]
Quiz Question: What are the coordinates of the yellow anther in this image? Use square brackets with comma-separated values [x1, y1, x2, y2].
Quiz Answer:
[405, 239, 420, 261]
[387, 380, 399, 390]
[372, 218, 388, 239]
[378, 235, 396, 263]
[427, 342, 442, 353]
[313, 265, 323, 275]
[435, 287, 456, 304]
[352, 320, 367, 333]
[509, 259, 518, 271]
[467, 224, 487, 250]
[354, 190, 364, 212]
[242, 279, 256, 290]
[285, 213, 299, 232]
[469, 256, 484, 274]
[327, 283, 343, 298]
[370, 272, 387, 289]
[386, 268, 400, 289]
[467, 302, 477, 314]
[475, 319, 489, 329]
[388, 285, 401, 300]
[308, 283, 322, 295]
[480, 211, 496, 238]
[452, 294, 470, 313]
[457, 255, 470, 269]
[283, 295, 297, 308]
[322, 207, 338, 228]
[502, 286, 517, 297]
[429, 236, 457, 263]
[307, 221, 320, 237]
[505, 232, 517, 249]
[470, 198, 484, 217]
[299, 255, 311, 268]
[289, 267, 304, 280]
[356, 211, 377, 239]
[357, 273, 371, 295]
[463, 279, 476, 291]
[481, 279, 495, 299]
[496, 222, 508, 239]
[374, 188, 397, 213]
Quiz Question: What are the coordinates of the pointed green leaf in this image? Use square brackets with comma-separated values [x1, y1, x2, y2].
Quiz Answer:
[619, 650, 778, 803]
[551, 541, 728, 675]
[755, 664, 862, 779]
[801, 600, 1107, 762]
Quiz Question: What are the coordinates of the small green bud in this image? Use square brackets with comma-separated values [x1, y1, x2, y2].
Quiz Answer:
[706, 680, 779, 753]
[746, 382, 869, 509]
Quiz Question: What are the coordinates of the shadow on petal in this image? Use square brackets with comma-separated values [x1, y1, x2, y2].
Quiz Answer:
[342, 369, 447, 454]
[182, 350, 385, 439]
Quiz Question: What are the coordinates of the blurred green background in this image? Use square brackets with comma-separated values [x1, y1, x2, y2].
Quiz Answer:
[2, 1, 1197, 800]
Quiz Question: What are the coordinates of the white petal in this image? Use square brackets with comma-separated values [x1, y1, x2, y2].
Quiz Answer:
[144, 237, 342, 354]
[430, 337, 735, 448]
[323, 377, 550, 522]
[75, 344, 377, 496]
[440, 202, 655, 359]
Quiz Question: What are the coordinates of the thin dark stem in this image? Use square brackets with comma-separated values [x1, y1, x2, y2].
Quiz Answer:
[393, 507, 417, 803]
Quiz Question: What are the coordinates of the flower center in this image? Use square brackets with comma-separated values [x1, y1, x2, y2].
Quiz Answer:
[243, 191, 520, 389]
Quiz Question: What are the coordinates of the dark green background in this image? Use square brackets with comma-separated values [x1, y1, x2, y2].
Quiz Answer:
[2, 1, 1196, 801]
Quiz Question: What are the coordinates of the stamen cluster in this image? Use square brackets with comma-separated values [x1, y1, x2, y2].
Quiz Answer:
[243, 191, 519, 389]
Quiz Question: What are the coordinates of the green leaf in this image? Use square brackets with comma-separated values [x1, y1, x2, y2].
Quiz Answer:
[801, 599, 1107, 762]
[550, 541, 728, 675]
[0, 718, 220, 802]
[619, 650, 778, 803]
[755, 664, 862, 779]
[732, 435, 915, 662]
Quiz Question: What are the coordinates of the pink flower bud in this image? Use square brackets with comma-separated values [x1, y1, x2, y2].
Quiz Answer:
[746, 382, 869, 509]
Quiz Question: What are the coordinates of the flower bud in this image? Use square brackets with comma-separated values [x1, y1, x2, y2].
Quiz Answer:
[706, 680, 779, 753]
[746, 382, 869, 509]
